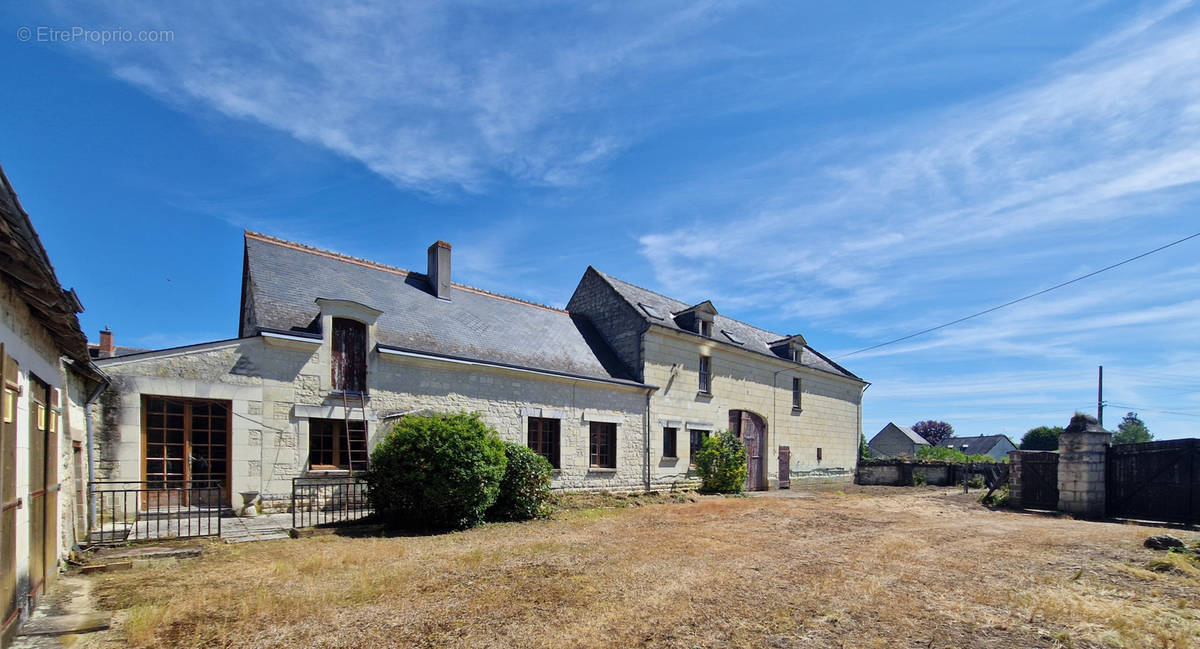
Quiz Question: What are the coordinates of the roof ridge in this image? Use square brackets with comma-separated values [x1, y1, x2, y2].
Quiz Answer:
[592, 267, 689, 309]
[245, 230, 566, 314]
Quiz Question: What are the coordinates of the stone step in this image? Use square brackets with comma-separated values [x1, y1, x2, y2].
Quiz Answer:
[18, 613, 109, 637]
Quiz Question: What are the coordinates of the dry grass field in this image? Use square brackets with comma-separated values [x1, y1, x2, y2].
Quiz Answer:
[90, 488, 1199, 649]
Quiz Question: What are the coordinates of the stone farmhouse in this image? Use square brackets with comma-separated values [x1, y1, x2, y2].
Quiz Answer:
[0, 165, 106, 645]
[93, 232, 866, 510]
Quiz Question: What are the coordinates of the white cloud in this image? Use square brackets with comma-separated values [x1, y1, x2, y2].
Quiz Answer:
[48, 0, 744, 193]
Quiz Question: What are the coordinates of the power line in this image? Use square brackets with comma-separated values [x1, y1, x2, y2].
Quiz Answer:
[1105, 403, 1200, 418]
[837, 231, 1200, 359]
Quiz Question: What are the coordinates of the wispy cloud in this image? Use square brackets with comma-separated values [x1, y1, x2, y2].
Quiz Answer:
[638, 3, 1200, 324]
[47, 0, 744, 193]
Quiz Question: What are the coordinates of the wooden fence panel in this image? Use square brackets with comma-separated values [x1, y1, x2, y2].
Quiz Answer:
[1020, 451, 1059, 509]
[1107, 439, 1198, 525]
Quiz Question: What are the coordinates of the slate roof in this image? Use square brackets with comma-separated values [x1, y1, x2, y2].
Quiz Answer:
[941, 435, 1015, 455]
[588, 268, 862, 381]
[891, 423, 929, 446]
[0, 164, 90, 363]
[241, 232, 639, 385]
[88, 344, 151, 360]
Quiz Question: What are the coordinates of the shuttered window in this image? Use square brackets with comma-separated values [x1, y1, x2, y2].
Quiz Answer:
[698, 355, 711, 393]
[792, 377, 802, 410]
[331, 318, 367, 393]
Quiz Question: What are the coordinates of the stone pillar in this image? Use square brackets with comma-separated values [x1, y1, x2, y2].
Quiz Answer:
[1057, 414, 1110, 518]
[1007, 450, 1024, 506]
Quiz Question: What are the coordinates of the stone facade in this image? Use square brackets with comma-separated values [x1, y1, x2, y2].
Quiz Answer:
[95, 334, 652, 507]
[643, 327, 863, 488]
[1057, 427, 1110, 517]
[1, 278, 92, 639]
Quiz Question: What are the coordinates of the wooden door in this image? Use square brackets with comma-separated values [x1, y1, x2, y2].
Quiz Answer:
[27, 376, 50, 600]
[730, 410, 768, 491]
[331, 318, 367, 393]
[1, 346, 19, 642]
[778, 446, 791, 489]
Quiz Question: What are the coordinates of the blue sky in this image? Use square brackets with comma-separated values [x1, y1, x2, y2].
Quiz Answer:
[3, 1, 1199, 441]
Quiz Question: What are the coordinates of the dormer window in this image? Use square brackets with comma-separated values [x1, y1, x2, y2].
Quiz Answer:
[331, 318, 367, 393]
[673, 300, 718, 337]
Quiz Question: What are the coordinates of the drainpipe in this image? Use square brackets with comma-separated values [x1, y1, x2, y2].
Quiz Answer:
[856, 383, 870, 474]
[644, 389, 652, 491]
[84, 376, 108, 533]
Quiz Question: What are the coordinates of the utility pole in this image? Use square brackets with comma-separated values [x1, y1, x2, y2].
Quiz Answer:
[1097, 365, 1104, 428]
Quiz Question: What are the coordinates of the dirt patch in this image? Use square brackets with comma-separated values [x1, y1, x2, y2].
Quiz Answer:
[90, 488, 1200, 648]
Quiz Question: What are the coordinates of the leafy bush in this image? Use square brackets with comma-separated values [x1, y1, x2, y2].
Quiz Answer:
[915, 445, 996, 463]
[913, 472, 928, 487]
[489, 442, 553, 521]
[979, 485, 1011, 507]
[695, 430, 748, 493]
[366, 412, 506, 530]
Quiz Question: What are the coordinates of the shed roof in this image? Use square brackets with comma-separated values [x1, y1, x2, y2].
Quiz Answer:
[241, 232, 640, 386]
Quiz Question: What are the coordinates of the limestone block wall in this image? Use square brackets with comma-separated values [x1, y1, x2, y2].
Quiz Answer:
[641, 328, 863, 489]
[0, 278, 79, 634]
[1058, 429, 1110, 517]
[96, 334, 653, 507]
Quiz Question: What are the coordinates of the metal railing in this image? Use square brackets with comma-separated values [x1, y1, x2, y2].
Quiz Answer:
[88, 480, 224, 544]
[291, 477, 371, 529]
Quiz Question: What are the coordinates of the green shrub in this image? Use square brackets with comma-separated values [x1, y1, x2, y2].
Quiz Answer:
[968, 475, 986, 489]
[913, 472, 928, 486]
[695, 430, 748, 493]
[366, 412, 506, 530]
[979, 485, 1011, 507]
[915, 445, 996, 463]
[489, 442, 553, 521]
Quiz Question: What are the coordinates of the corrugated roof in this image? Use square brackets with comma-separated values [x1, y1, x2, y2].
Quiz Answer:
[589, 268, 862, 381]
[241, 232, 639, 385]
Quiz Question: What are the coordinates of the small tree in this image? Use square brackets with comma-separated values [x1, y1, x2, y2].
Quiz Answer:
[366, 412, 506, 530]
[859, 432, 872, 461]
[1113, 412, 1152, 445]
[1019, 426, 1063, 451]
[912, 420, 954, 445]
[695, 430, 747, 493]
[489, 442, 553, 521]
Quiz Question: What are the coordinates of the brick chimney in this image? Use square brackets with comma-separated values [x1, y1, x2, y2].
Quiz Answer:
[427, 241, 451, 299]
[99, 327, 115, 356]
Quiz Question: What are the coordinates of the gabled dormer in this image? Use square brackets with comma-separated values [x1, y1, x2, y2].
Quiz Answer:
[315, 298, 382, 394]
[672, 300, 718, 338]
[769, 334, 807, 362]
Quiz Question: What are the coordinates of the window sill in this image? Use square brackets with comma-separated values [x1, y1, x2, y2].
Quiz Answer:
[792, 407, 803, 414]
[662, 456, 678, 461]
[696, 391, 713, 398]
[304, 468, 355, 477]
[587, 467, 618, 474]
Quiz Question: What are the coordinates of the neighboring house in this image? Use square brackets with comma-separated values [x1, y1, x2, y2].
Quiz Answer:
[867, 422, 929, 458]
[941, 435, 1018, 461]
[93, 232, 866, 510]
[0, 164, 106, 647]
[87, 328, 147, 360]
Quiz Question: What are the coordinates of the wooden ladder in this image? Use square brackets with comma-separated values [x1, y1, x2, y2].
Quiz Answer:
[340, 390, 369, 476]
